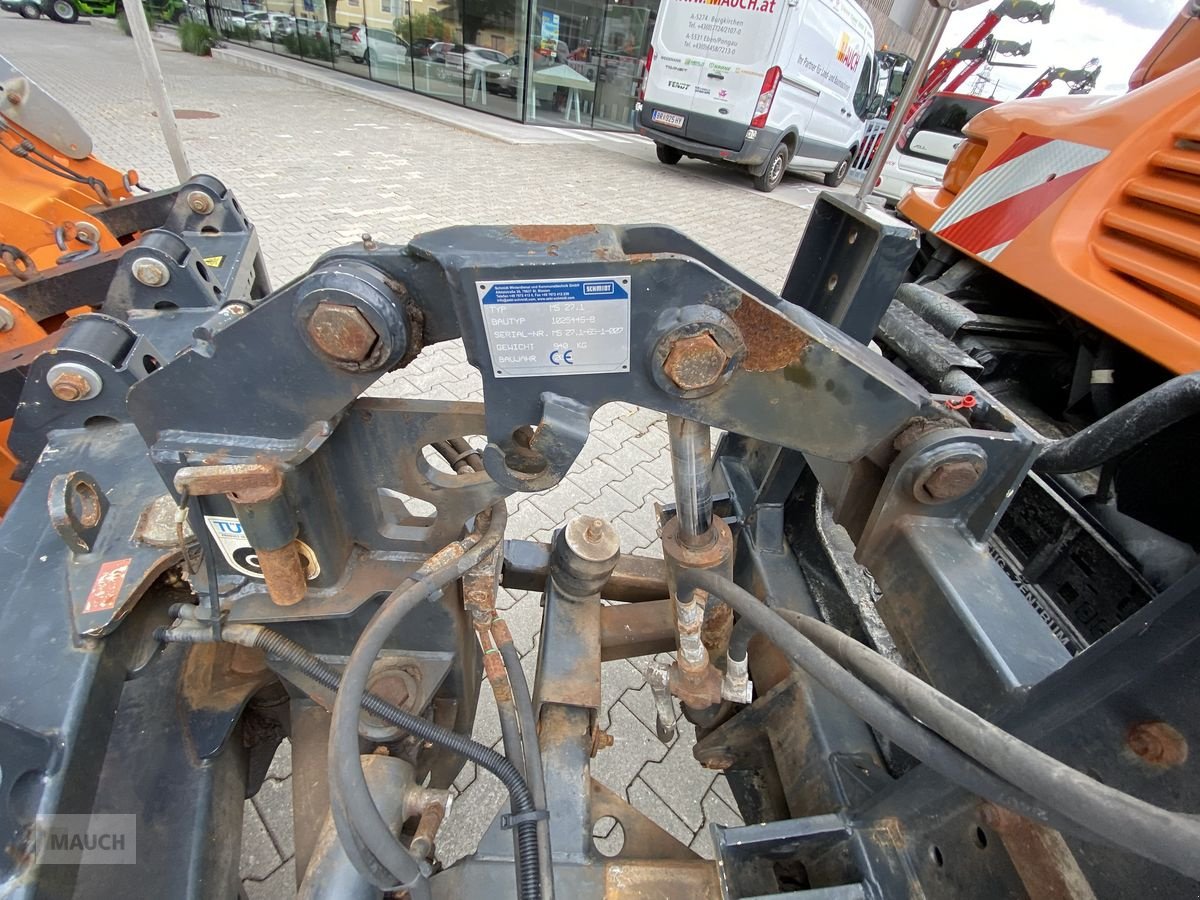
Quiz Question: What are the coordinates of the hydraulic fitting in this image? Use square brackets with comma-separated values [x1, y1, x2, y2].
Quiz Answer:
[721, 652, 754, 704]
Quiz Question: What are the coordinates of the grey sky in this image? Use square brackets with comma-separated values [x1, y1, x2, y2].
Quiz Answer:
[939, 0, 1181, 97]
[1078, 0, 1180, 29]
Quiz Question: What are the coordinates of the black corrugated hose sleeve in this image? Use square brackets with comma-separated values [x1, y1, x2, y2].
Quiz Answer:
[497, 634, 554, 900]
[327, 503, 543, 900]
[680, 569, 1200, 881]
[189, 621, 541, 898]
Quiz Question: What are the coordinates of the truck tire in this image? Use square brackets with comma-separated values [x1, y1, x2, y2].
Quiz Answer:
[753, 143, 789, 192]
[18, 1, 42, 16]
[655, 144, 682, 165]
[824, 155, 851, 188]
[47, 0, 78, 21]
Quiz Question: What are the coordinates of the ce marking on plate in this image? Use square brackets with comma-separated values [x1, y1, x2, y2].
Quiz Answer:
[549, 349, 574, 366]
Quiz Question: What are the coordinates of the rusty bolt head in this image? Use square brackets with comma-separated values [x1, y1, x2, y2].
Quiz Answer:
[307, 302, 378, 363]
[590, 727, 615, 757]
[1127, 721, 1188, 767]
[49, 371, 93, 402]
[914, 453, 987, 504]
[663, 331, 729, 392]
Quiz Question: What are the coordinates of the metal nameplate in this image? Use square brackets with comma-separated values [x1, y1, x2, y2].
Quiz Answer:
[475, 275, 631, 378]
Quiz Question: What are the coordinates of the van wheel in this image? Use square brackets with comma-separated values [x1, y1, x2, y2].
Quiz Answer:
[824, 155, 851, 188]
[18, 1, 41, 16]
[655, 144, 682, 165]
[753, 143, 789, 193]
[48, 0, 78, 21]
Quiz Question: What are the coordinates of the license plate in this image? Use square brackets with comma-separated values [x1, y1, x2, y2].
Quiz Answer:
[651, 110, 686, 129]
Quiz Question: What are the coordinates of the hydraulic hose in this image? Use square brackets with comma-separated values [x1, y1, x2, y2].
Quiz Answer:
[478, 625, 529, 882]
[672, 581, 1082, 837]
[1035, 373, 1200, 474]
[774, 605, 1200, 880]
[496, 627, 554, 900]
[679, 570, 1200, 881]
[159, 596, 542, 898]
[327, 503, 543, 900]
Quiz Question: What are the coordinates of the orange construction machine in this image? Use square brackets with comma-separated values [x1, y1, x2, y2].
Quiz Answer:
[0, 61, 146, 514]
[899, 4, 1200, 374]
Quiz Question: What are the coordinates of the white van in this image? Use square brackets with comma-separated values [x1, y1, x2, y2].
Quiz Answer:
[637, 0, 877, 192]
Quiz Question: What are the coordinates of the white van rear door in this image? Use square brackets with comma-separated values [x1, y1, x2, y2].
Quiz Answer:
[651, 0, 785, 126]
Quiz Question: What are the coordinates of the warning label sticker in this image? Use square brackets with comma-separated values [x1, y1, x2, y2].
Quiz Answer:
[84, 557, 132, 614]
[202, 255, 225, 267]
[475, 275, 631, 378]
[204, 516, 320, 581]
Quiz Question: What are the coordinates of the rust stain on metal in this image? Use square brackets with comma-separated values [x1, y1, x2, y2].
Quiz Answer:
[174, 463, 282, 503]
[731, 293, 809, 372]
[918, 458, 986, 502]
[604, 861, 721, 898]
[1126, 721, 1188, 767]
[258, 541, 308, 606]
[307, 303, 378, 363]
[509, 225, 596, 242]
[668, 660, 723, 709]
[600, 599, 676, 662]
[663, 332, 729, 392]
[49, 370, 92, 402]
[700, 598, 733, 660]
[982, 803, 1098, 900]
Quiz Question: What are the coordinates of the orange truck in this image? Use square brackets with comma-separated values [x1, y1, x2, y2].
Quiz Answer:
[898, 3, 1200, 375]
[877, 1, 1200, 632]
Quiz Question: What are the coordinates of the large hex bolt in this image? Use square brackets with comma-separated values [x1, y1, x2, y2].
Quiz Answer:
[47, 363, 102, 403]
[307, 302, 379, 363]
[663, 331, 729, 392]
[913, 447, 988, 504]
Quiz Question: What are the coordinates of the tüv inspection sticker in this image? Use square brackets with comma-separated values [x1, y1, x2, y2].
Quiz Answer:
[476, 275, 631, 378]
[204, 516, 320, 580]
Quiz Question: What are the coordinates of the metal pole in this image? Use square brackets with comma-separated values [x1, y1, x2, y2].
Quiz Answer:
[667, 416, 713, 547]
[854, 4, 952, 204]
[125, 0, 192, 182]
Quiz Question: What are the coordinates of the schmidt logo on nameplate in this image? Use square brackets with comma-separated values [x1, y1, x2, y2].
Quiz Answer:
[476, 275, 631, 378]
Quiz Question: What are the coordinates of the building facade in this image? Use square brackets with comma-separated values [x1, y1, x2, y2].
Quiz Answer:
[201, 0, 931, 132]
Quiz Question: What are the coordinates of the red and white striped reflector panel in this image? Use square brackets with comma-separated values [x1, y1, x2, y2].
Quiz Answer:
[932, 134, 1109, 262]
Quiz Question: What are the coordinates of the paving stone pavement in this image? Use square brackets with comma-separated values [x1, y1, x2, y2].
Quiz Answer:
[0, 18, 827, 896]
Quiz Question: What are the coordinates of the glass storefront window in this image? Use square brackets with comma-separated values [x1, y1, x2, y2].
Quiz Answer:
[461, 0, 526, 120]
[206, 0, 654, 131]
[524, 0, 651, 130]
[332, 0, 367, 78]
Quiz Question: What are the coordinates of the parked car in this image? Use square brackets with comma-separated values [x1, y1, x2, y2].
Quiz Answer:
[427, 42, 507, 81]
[463, 46, 507, 76]
[486, 54, 522, 97]
[243, 10, 292, 37]
[874, 92, 997, 207]
[410, 37, 439, 58]
[344, 26, 408, 66]
[2, 0, 46, 17]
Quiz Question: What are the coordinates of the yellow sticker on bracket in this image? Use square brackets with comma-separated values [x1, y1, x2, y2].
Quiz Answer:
[203, 255, 225, 267]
